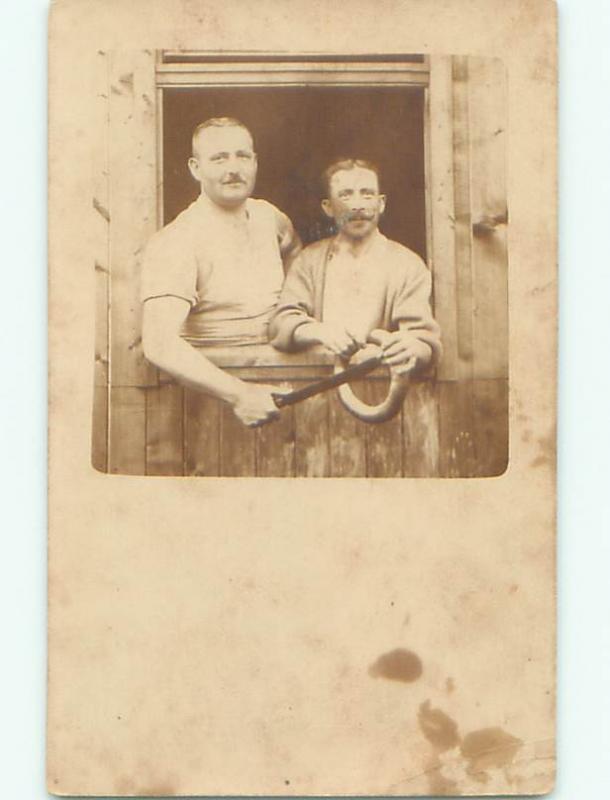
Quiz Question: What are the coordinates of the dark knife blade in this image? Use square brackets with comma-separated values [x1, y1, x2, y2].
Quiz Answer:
[272, 354, 383, 408]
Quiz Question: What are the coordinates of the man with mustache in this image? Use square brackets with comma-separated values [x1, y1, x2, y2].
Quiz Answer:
[269, 159, 441, 372]
[141, 117, 301, 427]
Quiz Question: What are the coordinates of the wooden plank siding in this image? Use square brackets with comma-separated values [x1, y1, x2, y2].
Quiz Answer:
[294, 394, 331, 477]
[95, 53, 508, 477]
[184, 391, 221, 477]
[106, 376, 501, 478]
[403, 382, 440, 477]
[107, 50, 159, 388]
[428, 55, 509, 478]
[256, 406, 296, 478]
[328, 387, 368, 477]
[219, 404, 257, 477]
[471, 379, 509, 477]
[451, 55, 476, 382]
[91, 384, 108, 474]
[468, 58, 509, 380]
[365, 380, 403, 478]
[106, 50, 159, 474]
[91, 50, 110, 472]
[145, 384, 184, 476]
[108, 387, 147, 475]
[427, 56, 459, 382]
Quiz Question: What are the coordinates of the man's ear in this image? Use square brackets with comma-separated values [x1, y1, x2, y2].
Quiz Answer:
[187, 157, 200, 182]
[321, 199, 333, 219]
[379, 194, 387, 215]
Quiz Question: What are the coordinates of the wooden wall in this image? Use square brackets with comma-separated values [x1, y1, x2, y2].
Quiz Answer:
[92, 52, 508, 478]
[427, 55, 509, 477]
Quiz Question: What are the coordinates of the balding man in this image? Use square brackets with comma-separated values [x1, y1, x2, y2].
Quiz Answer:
[141, 117, 301, 427]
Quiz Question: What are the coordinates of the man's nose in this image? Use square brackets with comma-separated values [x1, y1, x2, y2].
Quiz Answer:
[224, 155, 241, 172]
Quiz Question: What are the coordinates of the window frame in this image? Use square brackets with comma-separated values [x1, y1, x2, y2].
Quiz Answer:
[153, 51, 434, 371]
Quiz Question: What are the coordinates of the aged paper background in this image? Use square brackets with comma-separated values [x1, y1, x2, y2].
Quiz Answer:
[48, 0, 556, 795]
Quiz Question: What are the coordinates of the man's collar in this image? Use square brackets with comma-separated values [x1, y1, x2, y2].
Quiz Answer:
[329, 228, 384, 259]
[194, 192, 251, 218]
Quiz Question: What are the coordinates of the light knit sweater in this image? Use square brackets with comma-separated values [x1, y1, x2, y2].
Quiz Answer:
[269, 231, 442, 363]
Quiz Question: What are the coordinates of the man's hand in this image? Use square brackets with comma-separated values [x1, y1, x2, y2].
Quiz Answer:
[294, 321, 364, 358]
[230, 383, 290, 428]
[369, 329, 433, 374]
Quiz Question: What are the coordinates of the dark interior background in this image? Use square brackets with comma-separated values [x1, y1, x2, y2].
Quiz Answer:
[163, 86, 427, 258]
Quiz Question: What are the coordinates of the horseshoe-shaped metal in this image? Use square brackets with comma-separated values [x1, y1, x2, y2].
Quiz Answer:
[334, 342, 410, 424]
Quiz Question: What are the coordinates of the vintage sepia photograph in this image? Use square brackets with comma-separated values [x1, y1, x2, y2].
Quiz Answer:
[92, 51, 508, 477]
[50, 2, 556, 796]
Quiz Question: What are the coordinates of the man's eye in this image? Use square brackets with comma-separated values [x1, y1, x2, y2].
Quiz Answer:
[210, 154, 227, 162]
[237, 152, 252, 160]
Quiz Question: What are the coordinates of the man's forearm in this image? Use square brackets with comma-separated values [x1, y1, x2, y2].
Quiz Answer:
[143, 334, 244, 405]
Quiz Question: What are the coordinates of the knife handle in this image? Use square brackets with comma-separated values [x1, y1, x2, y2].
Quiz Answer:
[272, 392, 288, 409]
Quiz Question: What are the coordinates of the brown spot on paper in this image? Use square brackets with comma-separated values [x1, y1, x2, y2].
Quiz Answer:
[461, 726, 523, 775]
[531, 430, 555, 468]
[368, 648, 423, 683]
[417, 700, 461, 751]
[426, 756, 460, 796]
[118, 72, 134, 92]
[93, 197, 110, 222]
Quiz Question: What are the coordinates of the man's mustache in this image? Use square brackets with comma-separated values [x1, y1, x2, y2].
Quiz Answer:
[345, 212, 375, 222]
[222, 175, 246, 185]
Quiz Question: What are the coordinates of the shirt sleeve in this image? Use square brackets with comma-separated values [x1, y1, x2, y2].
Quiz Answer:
[392, 255, 443, 365]
[268, 251, 316, 351]
[272, 205, 300, 256]
[140, 226, 198, 307]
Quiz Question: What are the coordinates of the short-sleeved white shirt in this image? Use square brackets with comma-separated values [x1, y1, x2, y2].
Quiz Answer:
[141, 194, 285, 345]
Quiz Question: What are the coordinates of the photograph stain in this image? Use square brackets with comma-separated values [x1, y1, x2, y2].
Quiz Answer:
[118, 72, 134, 92]
[460, 726, 523, 776]
[413, 696, 524, 794]
[368, 648, 423, 683]
[426, 756, 460, 796]
[445, 677, 455, 694]
[531, 430, 555, 469]
[417, 700, 460, 752]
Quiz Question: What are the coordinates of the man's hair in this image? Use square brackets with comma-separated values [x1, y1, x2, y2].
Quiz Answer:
[321, 158, 381, 197]
[191, 117, 253, 155]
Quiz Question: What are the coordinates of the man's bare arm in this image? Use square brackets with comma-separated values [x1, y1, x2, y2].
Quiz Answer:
[274, 208, 302, 271]
[142, 296, 282, 427]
